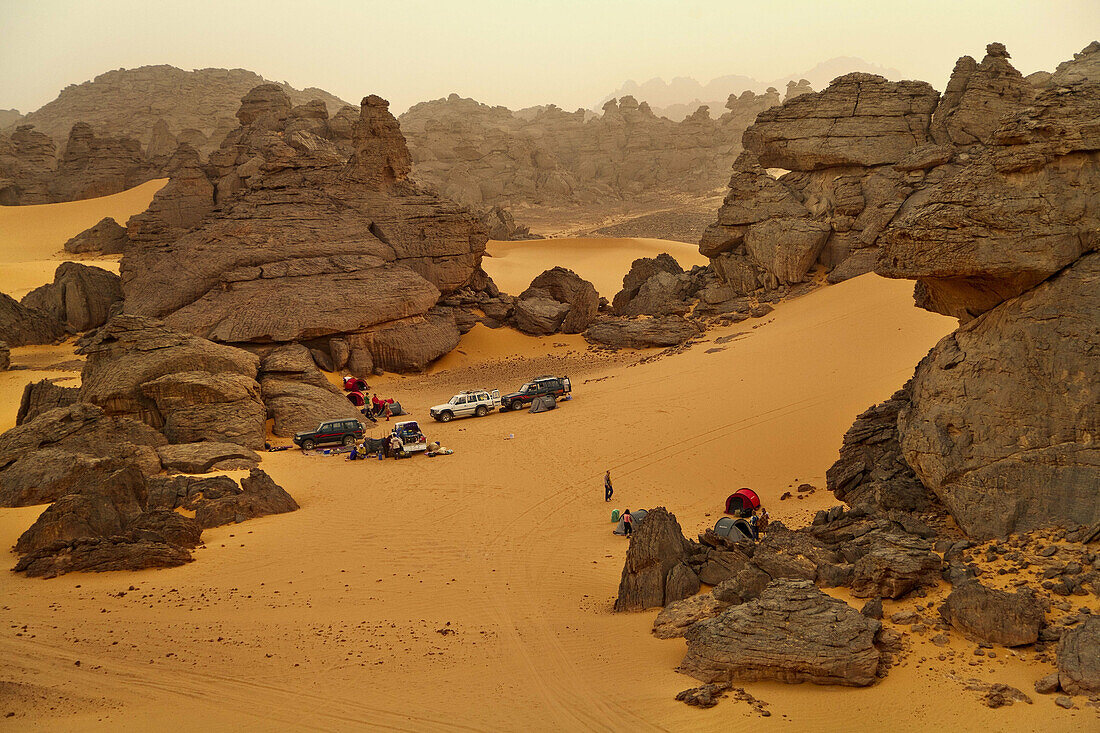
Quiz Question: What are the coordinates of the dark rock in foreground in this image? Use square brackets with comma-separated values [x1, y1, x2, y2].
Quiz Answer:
[681, 579, 882, 687]
[614, 507, 700, 611]
[13, 536, 194, 578]
[192, 468, 300, 529]
[155, 442, 260, 474]
[21, 262, 123, 334]
[939, 581, 1046, 646]
[1058, 615, 1100, 695]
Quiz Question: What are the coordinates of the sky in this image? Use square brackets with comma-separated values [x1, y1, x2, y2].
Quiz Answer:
[1, 0, 1097, 115]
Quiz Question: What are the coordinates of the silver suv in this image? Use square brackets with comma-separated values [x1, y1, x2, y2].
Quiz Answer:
[429, 389, 501, 422]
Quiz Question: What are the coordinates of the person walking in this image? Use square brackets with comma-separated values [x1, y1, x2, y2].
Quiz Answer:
[604, 470, 614, 502]
[622, 509, 633, 537]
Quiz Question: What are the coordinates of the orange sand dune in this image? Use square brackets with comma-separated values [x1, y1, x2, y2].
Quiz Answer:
[484, 237, 709, 298]
[0, 191, 1085, 731]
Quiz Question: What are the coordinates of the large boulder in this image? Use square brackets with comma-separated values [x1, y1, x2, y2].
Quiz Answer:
[0, 292, 65, 347]
[848, 534, 941, 599]
[826, 385, 936, 513]
[680, 579, 882, 687]
[258, 344, 364, 436]
[155, 442, 260, 473]
[77, 315, 266, 449]
[897, 253, 1100, 539]
[939, 581, 1046, 646]
[0, 403, 166, 507]
[653, 594, 728, 639]
[929, 43, 1035, 148]
[1057, 615, 1100, 695]
[49, 122, 158, 201]
[13, 536, 194, 578]
[614, 507, 700, 611]
[584, 316, 701, 349]
[63, 217, 128, 254]
[512, 297, 570, 336]
[21, 262, 123, 333]
[16, 379, 80, 425]
[191, 468, 299, 529]
[519, 267, 599, 333]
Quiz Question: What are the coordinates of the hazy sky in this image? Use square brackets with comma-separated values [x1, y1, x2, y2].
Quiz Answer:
[2, 0, 1097, 114]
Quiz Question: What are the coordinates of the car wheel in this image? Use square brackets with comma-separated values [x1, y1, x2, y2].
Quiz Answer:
[510, 400, 522, 411]
[439, 411, 453, 422]
[475, 405, 488, 417]
[343, 435, 355, 447]
[302, 439, 315, 451]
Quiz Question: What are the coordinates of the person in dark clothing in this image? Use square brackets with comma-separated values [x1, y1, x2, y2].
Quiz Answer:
[604, 470, 614, 502]
[622, 509, 633, 537]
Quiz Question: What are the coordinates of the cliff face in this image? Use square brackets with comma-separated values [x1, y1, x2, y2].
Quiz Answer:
[13, 65, 352, 156]
[794, 42, 1100, 540]
[399, 89, 786, 209]
[121, 85, 487, 374]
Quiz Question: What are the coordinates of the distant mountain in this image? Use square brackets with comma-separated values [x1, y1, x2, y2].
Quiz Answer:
[0, 109, 23, 128]
[601, 57, 903, 120]
[11, 65, 353, 155]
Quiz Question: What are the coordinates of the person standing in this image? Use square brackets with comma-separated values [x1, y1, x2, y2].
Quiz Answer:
[622, 509, 633, 537]
[604, 470, 614, 502]
[758, 507, 770, 539]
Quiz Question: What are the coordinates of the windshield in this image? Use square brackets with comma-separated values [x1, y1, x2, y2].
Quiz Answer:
[449, 395, 461, 404]
[521, 383, 533, 393]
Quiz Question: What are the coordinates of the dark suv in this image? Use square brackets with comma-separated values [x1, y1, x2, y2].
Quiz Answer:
[293, 419, 365, 450]
[500, 375, 571, 412]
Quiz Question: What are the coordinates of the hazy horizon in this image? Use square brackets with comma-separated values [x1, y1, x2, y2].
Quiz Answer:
[2, 0, 1097, 116]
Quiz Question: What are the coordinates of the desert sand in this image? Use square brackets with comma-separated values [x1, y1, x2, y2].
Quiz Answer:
[0, 190, 1086, 731]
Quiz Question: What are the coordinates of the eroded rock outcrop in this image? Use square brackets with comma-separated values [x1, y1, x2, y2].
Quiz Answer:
[585, 316, 702, 348]
[680, 579, 882, 687]
[257, 343, 364, 437]
[77, 315, 266, 449]
[515, 267, 599, 335]
[939, 581, 1046, 646]
[0, 292, 65, 347]
[63, 217, 128, 254]
[1057, 615, 1100, 695]
[614, 507, 700, 611]
[21, 262, 123, 333]
[191, 468, 300, 529]
[16, 378, 79, 425]
[119, 85, 484, 373]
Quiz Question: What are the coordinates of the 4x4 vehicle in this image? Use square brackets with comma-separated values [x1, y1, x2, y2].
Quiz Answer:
[500, 376, 571, 412]
[391, 420, 429, 455]
[429, 389, 501, 422]
[293, 418, 364, 451]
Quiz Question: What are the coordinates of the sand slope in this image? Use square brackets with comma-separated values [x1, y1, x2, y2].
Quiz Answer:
[1, 190, 1085, 731]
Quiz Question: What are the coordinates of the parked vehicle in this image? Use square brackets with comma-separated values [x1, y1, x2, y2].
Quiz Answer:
[293, 418, 365, 451]
[391, 420, 429, 456]
[429, 389, 501, 422]
[500, 375, 571, 412]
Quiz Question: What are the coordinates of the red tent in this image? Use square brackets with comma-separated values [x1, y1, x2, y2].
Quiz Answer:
[725, 488, 761, 514]
[343, 376, 368, 392]
[346, 391, 366, 407]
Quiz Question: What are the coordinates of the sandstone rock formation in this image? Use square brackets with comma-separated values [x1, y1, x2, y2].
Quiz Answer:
[119, 85, 486, 373]
[155, 442, 260, 473]
[191, 468, 300, 529]
[0, 292, 65, 346]
[16, 378, 79, 425]
[258, 344, 364, 436]
[939, 581, 1046, 646]
[48, 122, 158, 201]
[14, 536, 195, 578]
[399, 91, 784, 210]
[585, 316, 702, 349]
[680, 579, 882, 686]
[14, 65, 351, 156]
[0, 341, 8, 371]
[63, 217, 128, 254]
[0, 402, 165, 506]
[515, 267, 598, 334]
[1057, 615, 1100, 695]
[0, 125, 57, 204]
[21, 262, 123, 333]
[653, 594, 729, 640]
[77, 315, 267, 449]
[614, 507, 700, 611]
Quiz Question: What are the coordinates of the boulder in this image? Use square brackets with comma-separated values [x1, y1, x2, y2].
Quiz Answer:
[520, 267, 599, 333]
[584, 316, 701, 348]
[939, 581, 1046, 646]
[929, 44, 1035, 148]
[146, 474, 241, 512]
[0, 341, 8, 371]
[77, 315, 266, 449]
[14, 461, 147, 554]
[13, 537, 194, 578]
[680, 579, 882, 686]
[512, 297, 570, 336]
[1057, 615, 1100, 695]
[63, 217, 128, 254]
[0, 403, 166, 507]
[0, 292, 65, 347]
[16, 378, 80, 425]
[125, 143, 214, 243]
[614, 507, 699, 611]
[258, 344, 364, 436]
[49, 122, 158, 201]
[191, 468, 299, 529]
[653, 594, 728, 639]
[826, 385, 936, 513]
[155, 442, 261, 473]
[848, 534, 941, 599]
[897, 253, 1100, 539]
[21, 262, 124, 333]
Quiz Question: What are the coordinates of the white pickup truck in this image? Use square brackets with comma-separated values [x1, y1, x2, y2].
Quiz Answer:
[429, 389, 501, 422]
